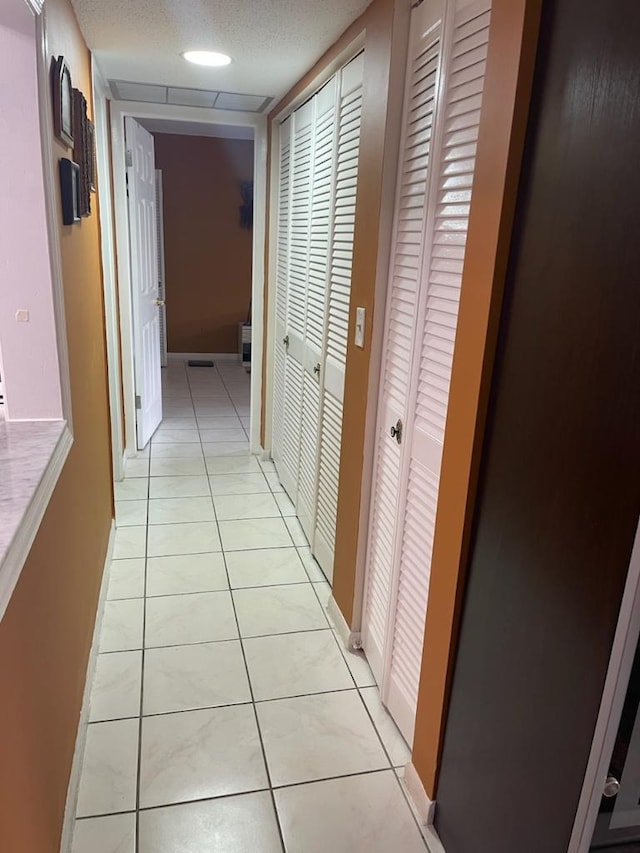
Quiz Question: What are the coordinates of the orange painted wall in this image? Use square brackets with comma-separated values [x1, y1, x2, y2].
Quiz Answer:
[154, 134, 254, 354]
[0, 0, 113, 849]
[411, 0, 542, 797]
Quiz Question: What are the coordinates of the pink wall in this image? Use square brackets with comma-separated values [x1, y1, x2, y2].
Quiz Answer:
[0, 4, 63, 421]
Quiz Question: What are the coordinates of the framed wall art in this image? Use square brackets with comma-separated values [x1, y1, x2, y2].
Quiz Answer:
[52, 56, 73, 148]
[73, 88, 91, 216]
[59, 158, 80, 225]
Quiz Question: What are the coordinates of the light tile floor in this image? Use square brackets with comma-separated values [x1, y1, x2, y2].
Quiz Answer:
[71, 360, 426, 853]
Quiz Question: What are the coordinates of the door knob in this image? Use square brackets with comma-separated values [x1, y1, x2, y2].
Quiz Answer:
[313, 362, 321, 376]
[155, 298, 165, 307]
[282, 335, 289, 348]
[603, 776, 620, 798]
[390, 419, 403, 444]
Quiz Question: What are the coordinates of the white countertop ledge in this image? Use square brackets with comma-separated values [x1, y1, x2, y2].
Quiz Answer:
[0, 418, 73, 621]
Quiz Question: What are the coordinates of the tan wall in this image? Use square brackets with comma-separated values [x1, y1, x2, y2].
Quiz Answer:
[0, 0, 113, 849]
[262, 0, 402, 622]
[154, 134, 254, 354]
[411, 0, 543, 797]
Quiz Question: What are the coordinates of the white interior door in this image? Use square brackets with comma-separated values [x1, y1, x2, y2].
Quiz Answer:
[362, 0, 447, 685]
[275, 99, 315, 499]
[296, 78, 338, 541]
[125, 116, 162, 449]
[362, 0, 492, 744]
[313, 54, 364, 581]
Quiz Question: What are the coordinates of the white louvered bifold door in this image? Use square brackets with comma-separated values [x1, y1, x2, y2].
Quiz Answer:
[361, 0, 492, 745]
[272, 117, 292, 474]
[361, 1, 446, 685]
[384, 0, 491, 743]
[296, 79, 338, 540]
[276, 101, 315, 499]
[313, 53, 364, 581]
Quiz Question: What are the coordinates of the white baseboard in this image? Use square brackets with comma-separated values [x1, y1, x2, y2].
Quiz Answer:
[399, 763, 447, 852]
[328, 595, 362, 651]
[167, 352, 239, 363]
[403, 762, 436, 827]
[59, 521, 115, 853]
[401, 762, 448, 853]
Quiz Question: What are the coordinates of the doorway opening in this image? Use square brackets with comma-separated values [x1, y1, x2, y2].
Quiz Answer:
[106, 102, 266, 464]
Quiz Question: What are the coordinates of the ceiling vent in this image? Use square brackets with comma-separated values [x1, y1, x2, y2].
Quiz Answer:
[109, 80, 272, 113]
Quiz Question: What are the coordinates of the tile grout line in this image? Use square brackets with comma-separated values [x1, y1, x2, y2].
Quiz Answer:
[134, 430, 152, 853]
[101, 362, 425, 846]
[202, 364, 288, 853]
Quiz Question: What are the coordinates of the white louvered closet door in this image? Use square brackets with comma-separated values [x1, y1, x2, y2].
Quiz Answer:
[296, 79, 338, 539]
[313, 53, 364, 581]
[272, 117, 292, 473]
[384, 0, 492, 744]
[276, 101, 315, 498]
[362, 0, 446, 685]
[362, 0, 492, 745]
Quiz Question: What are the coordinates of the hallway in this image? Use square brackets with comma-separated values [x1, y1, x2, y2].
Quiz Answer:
[71, 360, 425, 852]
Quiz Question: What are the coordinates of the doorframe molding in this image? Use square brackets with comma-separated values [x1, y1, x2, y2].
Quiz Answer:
[108, 97, 267, 455]
[569, 518, 640, 851]
[92, 60, 125, 481]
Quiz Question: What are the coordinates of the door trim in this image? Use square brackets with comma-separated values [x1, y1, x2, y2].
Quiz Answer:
[92, 62, 125, 480]
[108, 95, 268, 456]
[570, 518, 640, 852]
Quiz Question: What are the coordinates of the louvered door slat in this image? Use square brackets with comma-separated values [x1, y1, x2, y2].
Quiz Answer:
[275, 101, 314, 497]
[297, 80, 337, 537]
[385, 0, 492, 744]
[362, 0, 446, 685]
[313, 53, 364, 580]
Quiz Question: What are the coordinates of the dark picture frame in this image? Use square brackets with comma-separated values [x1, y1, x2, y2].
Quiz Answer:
[59, 158, 80, 225]
[52, 56, 73, 148]
[73, 89, 91, 216]
[87, 120, 97, 193]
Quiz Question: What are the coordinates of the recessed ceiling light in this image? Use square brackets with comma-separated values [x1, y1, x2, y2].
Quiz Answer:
[182, 50, 231, 67]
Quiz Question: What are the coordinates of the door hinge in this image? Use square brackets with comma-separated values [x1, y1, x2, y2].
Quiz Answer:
[125, 148, 133, 168]
[135, 394, 141, 410]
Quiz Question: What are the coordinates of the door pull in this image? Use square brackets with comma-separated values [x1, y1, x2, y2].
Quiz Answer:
[390, 419, 403, 444]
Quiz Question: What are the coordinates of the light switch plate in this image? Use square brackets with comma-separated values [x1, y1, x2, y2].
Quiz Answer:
[355, 306, 365, 348]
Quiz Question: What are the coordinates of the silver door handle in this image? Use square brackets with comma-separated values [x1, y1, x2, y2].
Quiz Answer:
[155, 298, 165, 307]
[603, 776, 620, 798]
[313, 363, 321, 376]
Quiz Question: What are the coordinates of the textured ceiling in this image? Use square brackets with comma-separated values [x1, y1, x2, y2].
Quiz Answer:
[71, 0, 372, 102]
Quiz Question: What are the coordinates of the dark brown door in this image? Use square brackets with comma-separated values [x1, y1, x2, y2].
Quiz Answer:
[433, 0, 640, 850]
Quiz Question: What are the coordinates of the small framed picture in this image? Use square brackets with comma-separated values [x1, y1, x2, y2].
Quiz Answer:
[52, 56, 74, 148]
[59, 158, 80, 225]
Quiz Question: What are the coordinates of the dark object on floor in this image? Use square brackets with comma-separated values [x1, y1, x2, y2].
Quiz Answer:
[187, 360, 214, 367]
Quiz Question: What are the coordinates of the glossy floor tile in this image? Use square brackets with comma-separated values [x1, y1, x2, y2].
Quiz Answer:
[274, 771, 427, 853]
[256, 690, 389, 787]
[145, 552, 228, 596]
[72, 361, 425, 852]
[139, 704, 268, 808]
[138, 792, 282, 853]
[71, 812, 136, 853]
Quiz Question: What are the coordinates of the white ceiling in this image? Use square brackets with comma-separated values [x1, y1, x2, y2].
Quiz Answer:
[71, 0, 372, 104]
[138, 118, 254, 140]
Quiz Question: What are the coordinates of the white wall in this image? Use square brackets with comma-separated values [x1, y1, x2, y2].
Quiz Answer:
[0, 6, 62, 421]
